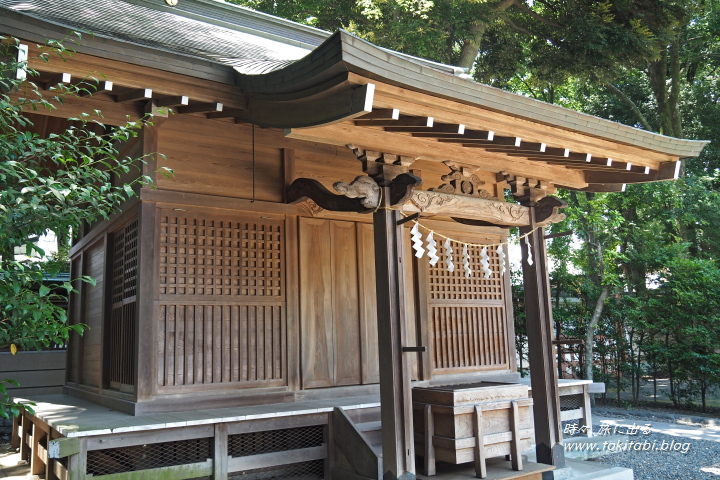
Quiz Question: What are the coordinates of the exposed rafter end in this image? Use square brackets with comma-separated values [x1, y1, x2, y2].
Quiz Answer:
[178, 102, 223, 115]
[78, 80, 113, 97]
[115, 88, 152, 103]
[357, 108, 400, 120]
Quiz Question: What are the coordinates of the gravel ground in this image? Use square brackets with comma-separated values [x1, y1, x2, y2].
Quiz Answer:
[588, 430, 720, 479]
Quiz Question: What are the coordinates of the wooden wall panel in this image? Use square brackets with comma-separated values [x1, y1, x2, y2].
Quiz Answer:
[156, 210, 286, 391]
[156, 117, 283, 202]
[80, 239, 105, 388]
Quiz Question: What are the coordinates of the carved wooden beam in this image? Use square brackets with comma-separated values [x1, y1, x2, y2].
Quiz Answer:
[287, 178, 373, 213]
[403, 190, 530, 227]
[423, 192, 565, 227]
[287, 172, 421, 213]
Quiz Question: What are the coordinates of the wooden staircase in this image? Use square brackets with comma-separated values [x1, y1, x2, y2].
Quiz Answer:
[329, 406, 383, 480]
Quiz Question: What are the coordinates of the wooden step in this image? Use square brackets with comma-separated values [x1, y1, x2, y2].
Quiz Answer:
[356, 421, 381, 433]
[345, 406, 381, 424]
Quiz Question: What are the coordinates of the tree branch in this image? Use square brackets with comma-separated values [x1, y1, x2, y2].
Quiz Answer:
[508, 0, 564, 29]
[501, 15, 536, 36]
[603, 82, 654, 131]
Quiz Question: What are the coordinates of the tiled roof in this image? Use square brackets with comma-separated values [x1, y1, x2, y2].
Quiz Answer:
[0, 0, 312, 72]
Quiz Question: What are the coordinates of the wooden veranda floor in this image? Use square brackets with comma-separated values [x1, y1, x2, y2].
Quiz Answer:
[12, 393, 561, 480]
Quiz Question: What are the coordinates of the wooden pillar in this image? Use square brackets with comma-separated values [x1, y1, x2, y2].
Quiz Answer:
[519, 206, 565, 468]
[373, 185, 416, 480]
[135, 100, 166, 402]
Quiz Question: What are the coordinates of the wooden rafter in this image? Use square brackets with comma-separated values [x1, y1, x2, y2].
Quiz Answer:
[347, 108, 684, 188]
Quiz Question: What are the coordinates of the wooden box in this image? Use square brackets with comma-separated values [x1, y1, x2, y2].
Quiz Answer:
[413, 382, 534, 467]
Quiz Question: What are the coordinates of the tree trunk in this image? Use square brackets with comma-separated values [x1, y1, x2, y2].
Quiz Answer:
[584, 287, 610, 382]
[457, 0, 516, 70]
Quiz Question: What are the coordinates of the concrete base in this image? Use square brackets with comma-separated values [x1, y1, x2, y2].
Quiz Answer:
[527, 449, 633, 480]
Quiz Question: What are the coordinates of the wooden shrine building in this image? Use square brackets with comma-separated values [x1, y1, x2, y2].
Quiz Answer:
[1, 1, 708, 479]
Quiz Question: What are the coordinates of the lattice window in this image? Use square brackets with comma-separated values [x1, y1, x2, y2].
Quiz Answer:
[86, 438, 212, 476]
[159, 214, 283, 297]
[560, 394, 584, 411]
[426, 238, 510, 372]
[241, 222, 283, 297]
[428, 242, 504, 300]
[108, 218, 138, 389]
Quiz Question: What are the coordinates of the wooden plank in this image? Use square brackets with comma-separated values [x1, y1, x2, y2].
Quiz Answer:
[214, 423, 228, 480]
[331, 221, 362, 386]
[11, 412, 21, 449]
[0, 351, 67, 372]
[357, 223, 379, 384]
[3, 369, 65, 389]
[85, 426, 214, 451]
[510, 400, 523, 471]
[582, 385, 593, 437]
[67, 437, 87, 480]
[90, 461, 212, 480]
[49, 437, 81, 459]
[31, 422, 48, 476]
[424, 404, 436, 476]
[227, 445, 326, 472]
[281, 148, 296, 203]
[474, 405, 486, 479]
[52, 458, 69, 480]
[299, 218, 334, 389]
[226, 413, 327, 435]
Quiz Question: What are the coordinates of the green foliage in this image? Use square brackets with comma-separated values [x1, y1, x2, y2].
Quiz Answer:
[0, 36, 169, 418]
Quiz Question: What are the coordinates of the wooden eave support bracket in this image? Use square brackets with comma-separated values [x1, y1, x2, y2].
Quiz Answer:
[288, 144, 423, 214]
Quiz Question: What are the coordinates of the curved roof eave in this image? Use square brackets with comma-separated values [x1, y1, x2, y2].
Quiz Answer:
[235, 31, 709, 159]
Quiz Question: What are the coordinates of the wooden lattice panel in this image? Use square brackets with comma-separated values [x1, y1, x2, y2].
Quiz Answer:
[158, 304, 284, 387]
[241, 222, 283, 297]
[428, 243, 503, 300]
[159, 214, 283, 297]
[157, 211, 286, 389]
[108, 218, 139, 389]
[431, 306, 508, 369]
[425, 238, 511, 373]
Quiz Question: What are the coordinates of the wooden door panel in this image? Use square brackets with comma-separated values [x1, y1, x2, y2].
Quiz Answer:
[331, 221, 362, 386]
[299, 218, 334, 388]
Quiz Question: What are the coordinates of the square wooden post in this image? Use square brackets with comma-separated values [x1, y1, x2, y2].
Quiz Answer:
[373, 185, 416, 480]
[519, 206, 565, 469]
